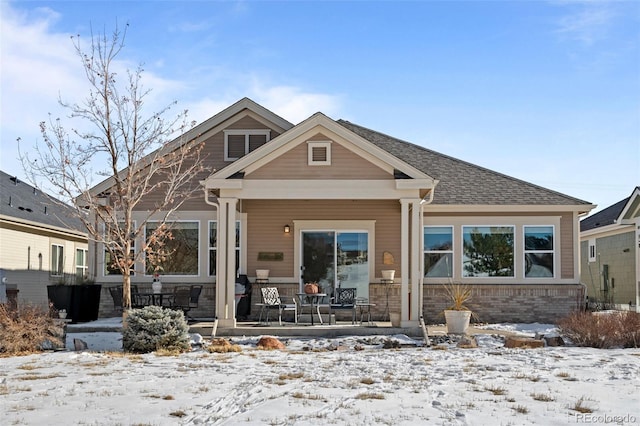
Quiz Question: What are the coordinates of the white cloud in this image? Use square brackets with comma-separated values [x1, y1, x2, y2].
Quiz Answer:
[554, 2, 615, 45]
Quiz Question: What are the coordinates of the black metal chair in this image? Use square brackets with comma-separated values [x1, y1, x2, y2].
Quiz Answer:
[189, 285, 203, 311]
[172, 286, 192, 320]
[258, 287, 297, 325]
[330, 287, 357, 324]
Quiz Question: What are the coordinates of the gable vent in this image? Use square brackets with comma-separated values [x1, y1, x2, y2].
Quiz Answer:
[307, 141, 332, 166]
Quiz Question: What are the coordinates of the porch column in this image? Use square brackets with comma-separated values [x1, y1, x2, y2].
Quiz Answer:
[215, 197, 238, 328]
[636, 219, 640, 312]
[400, 199, 421, 327]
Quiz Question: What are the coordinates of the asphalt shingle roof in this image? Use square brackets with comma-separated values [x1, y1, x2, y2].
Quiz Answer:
[0, 170, 86, 233]
[579, 188, 639, 232]
[337, 120, 592, 206]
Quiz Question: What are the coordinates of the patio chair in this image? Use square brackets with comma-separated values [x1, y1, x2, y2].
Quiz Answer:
[108, 286, 123, 312]
[257, 287, 297, 326]
[172, 286, 192, 320]
[296, 292, 331, 325]
[330, 287, 357, 324]
[130, 285, 148, 308]
[189, 285, 203, 310]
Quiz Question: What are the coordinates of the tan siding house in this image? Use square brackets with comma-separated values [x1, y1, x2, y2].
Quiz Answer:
[0, 171, 88, 309]
[87, 98, 595, 327]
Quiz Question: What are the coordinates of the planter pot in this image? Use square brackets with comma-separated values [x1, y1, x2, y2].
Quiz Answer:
[304, 283, 319, 294]
[444, 310, 471, 334]
[48, 285, 102, 323]
[390, 312, 401, 327]
[256, 269, 270, 280]
[152, 280, 162, 294]
[381, 270, 395, 280]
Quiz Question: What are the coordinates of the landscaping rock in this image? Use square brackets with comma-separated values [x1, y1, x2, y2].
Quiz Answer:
[544, 336, 565, 347]
[457, 336, 478, 349]
[504, 337, 544, 349]
[256, 336, 285, 350]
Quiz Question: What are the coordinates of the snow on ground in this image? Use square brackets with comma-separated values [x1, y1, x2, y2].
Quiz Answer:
[1, 322, 639, 426]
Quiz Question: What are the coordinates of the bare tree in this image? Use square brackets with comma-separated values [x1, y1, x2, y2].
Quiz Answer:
[20, 24, 204, 315]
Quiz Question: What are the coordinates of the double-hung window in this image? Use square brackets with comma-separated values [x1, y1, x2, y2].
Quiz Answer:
[462, 226, 514, 277]
[76, 248, 88, 280]
[104, 222, 136, 276]
[51, 244, 64, 276]
[524, 226, 554, 277]
[224, 130, 270, 161]
[424, 226, 453, 277]
[208, 221, 241, 276]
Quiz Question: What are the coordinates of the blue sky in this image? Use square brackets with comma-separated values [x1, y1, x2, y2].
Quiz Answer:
[1, 0, 638, 214]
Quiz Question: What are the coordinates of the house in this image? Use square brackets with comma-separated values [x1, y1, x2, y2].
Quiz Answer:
[0, 170, 89, 308]
[88, 98, 595, 327]
[579, 187, 640, 311]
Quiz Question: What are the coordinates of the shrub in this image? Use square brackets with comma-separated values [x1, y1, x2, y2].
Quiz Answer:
[558, 311, 640, 348]
[0, 303, 64, 355]
[122, 306, 190, 354]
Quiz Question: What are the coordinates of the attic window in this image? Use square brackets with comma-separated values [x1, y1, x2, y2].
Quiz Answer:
[308, 141, 331, 166]
[224, 129, 271, 161]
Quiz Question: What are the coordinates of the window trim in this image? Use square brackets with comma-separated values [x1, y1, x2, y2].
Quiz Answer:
[102, 221, 136, 277]
[224, 129, 271, 161]
[588, 238, 596, 263]
[423, 225, 454, 278]
[76, 248, 88, 280]
[523, 225, 555, 278]
[307, 141, 332, 166]
[462, 225, 515, 278]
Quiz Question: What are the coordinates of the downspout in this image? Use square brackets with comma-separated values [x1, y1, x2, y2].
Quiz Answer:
[418, 188, 435, 345]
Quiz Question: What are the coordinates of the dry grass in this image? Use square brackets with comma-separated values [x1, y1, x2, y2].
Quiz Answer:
[0, 303, 63, 355]
[512, 405, 529, 414]
[206, 344, 242, 353]
[485, 385, 507, 395]
[355, 392, 385, 400]
[531, 392, 555, 402]
[558, 311, 640, 348]
[169, 410, 187, 418]
[360, 377, 375, 385]
[571, 397, 595, 413]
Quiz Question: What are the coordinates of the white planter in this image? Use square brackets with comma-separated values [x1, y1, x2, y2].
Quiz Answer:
[381, 270, 395, 280]
[444, 310, 471, 334]
[256, 269, 270, 279]
[390, 312, 401, 327]
[152, 280, 162, 294]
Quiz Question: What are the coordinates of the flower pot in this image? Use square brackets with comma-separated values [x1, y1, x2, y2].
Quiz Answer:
[256, 269, 270, 279]
[304, 283, 319, 294]
[152, 280, 162, 294]
[381, 270, 395, 280]
[390, 312, 401, 327]
[58, 311, 67, 319]
[444, 310, 472, 334]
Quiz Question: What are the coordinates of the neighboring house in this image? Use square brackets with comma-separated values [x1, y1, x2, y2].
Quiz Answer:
[87, 98, 595, 327]
[0, 170, 89, 308]
[579, 187, 640, 311]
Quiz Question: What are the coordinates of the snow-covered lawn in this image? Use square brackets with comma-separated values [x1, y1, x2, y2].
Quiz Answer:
[0, 323, 638, 425]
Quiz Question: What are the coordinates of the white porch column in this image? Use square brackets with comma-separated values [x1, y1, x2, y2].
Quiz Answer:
[409, 198, 422, 325]
[636, 220, 640, 313]
[400, 200, 409, 324]
[216, 197, 238, 328]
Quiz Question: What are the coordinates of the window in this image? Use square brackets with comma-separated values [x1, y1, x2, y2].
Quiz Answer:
[524, 226, 554, 277]
[588, 239, 596, 263]
[424, 226, 453, 277]
[209, 221, 240, 276]
[76, 248, 88, 280]
[307, 141, 331, 165]
[462, 226, 514, 277]
[146, 221, 199, 275]
[51, 244, 64, 276]
[104, 222, 136, 276]
[224, 130, 270, 161]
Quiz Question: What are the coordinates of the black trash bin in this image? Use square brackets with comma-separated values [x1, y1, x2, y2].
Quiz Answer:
[235, 274, 252, 320]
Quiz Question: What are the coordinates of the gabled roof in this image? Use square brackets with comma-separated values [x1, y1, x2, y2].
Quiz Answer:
[0, 170, 86, 235]
[89, 97, 294, 197]
[337, 120, 593, 207]
[204, 112, 436, 186]
[581, 186, 640, 232]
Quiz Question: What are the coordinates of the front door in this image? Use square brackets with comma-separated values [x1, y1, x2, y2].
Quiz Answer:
[301, 231, 369, 300]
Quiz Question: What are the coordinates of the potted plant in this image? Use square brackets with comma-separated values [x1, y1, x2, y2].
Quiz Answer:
[443, 282, 472, 334]
[47, 275, 102, 323]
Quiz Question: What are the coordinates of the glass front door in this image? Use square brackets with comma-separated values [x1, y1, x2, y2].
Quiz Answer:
[302, 231, 369, 300]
